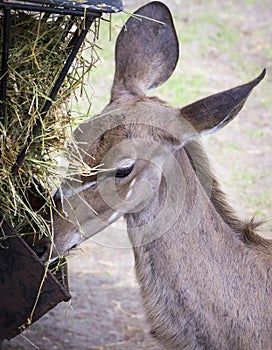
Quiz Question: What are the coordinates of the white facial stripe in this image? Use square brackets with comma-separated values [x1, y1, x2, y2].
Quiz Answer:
[79, 181, 97, 191]
[61, 180, 97, 198]
[126, 189, 133, 199]
[130, 178, 136, 188]
[108, 211, 120, 223]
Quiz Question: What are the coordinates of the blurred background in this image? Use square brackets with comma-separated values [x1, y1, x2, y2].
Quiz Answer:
[4, 0, 271, 349]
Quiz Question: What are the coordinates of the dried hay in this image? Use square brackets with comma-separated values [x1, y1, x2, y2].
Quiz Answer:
[0, 10, 99, 248]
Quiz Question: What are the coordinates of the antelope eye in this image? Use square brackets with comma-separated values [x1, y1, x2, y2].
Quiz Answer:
[115, 160, 135, 178]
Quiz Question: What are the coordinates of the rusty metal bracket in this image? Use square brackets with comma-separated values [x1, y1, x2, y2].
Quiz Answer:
[0, 213, 71, 341]
[0, 0, 123, 345]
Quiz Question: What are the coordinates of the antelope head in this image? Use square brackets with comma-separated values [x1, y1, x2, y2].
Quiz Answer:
[51, 1, 265, 257]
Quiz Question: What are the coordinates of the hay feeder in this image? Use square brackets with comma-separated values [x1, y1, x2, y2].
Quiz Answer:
[0, 0, 123, 347]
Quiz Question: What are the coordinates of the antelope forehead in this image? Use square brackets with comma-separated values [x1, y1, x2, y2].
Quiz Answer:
[97, 101, 179, 142]
[88, 103, 183, 166]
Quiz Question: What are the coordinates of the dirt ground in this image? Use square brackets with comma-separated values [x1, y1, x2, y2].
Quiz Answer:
[3, 0, 271, 349]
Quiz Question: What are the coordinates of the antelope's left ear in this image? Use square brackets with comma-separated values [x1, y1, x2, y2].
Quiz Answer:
[180, 69, 266, 135]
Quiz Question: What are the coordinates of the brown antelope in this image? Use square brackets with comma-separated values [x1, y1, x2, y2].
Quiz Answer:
[47, 2, 272, 349]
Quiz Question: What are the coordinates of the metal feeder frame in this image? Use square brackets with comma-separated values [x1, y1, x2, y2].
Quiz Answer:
[0, 0, 123, 347]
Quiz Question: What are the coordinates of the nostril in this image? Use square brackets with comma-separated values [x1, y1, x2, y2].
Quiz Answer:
[34, 246, 48, 260]
[31, 240, 51, 262]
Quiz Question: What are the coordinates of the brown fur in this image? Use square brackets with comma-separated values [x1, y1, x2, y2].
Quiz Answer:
[184, 139, 269, 248]
[50, 3, 271, 349]
[127, 142, 272, 350]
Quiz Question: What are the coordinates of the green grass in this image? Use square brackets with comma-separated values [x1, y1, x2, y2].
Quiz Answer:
[222, 143, 242, 152]
[181, 12, 240, 51]
[152, 73, 209, 107]
[230, 170, 257, 185]
[243, 128, 270, 139]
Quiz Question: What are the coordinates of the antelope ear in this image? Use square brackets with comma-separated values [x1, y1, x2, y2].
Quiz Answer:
[111, 1, 179, 101]
[180, 69, 266, 135]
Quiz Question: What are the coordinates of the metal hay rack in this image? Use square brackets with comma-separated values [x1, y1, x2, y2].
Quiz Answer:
[0, 0, 123, 346]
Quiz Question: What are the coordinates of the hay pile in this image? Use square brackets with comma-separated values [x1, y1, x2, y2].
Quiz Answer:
[0, 10, 99, 246]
